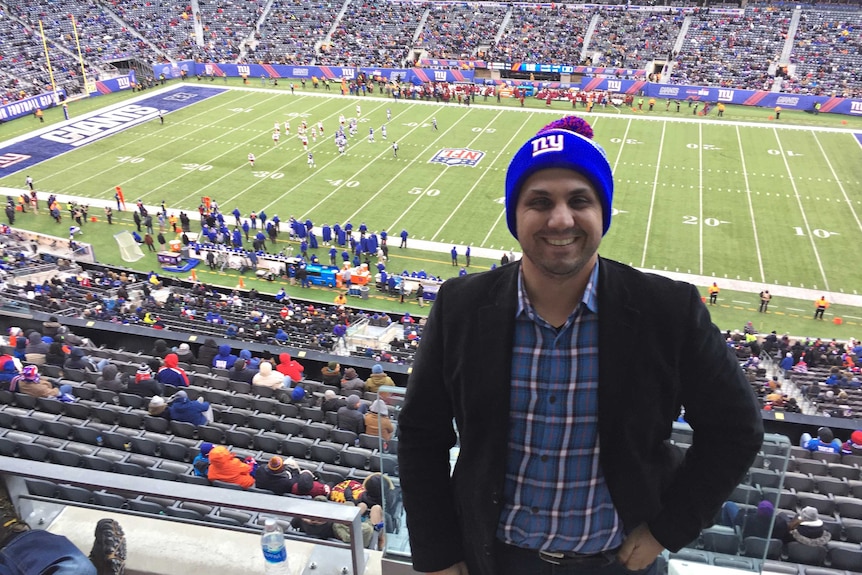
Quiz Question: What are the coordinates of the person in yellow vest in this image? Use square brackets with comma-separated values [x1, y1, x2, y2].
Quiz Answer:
[774, 106, 781, 120]
[814, 296, 828, 320]
[334, 292, 347, 306]
[708, 282, 719, 305]
[717, 103, 725, 117]
[648, 97, 656, 111]
[34, 108, 44, 123]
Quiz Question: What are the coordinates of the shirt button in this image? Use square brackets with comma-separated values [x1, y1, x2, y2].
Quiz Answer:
[540, 455, 548, 462]
[549, 396, 557, 404]
[531, 507, 539, 514]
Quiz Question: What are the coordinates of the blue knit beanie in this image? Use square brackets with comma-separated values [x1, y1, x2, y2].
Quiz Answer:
[291, 386, 306, 401]
[504, 116, 614, 238]
[372, 364, 383, 374]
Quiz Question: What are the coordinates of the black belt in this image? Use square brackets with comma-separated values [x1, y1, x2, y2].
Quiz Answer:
[501, 542, 620, 568]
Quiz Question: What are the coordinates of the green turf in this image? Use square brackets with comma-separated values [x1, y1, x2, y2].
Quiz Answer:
[2, 80, 862, 339]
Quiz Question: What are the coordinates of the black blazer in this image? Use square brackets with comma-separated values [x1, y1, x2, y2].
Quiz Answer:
[398, 258, 763, 575]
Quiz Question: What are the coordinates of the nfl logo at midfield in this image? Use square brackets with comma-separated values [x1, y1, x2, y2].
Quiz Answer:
[429, 148, 485, 167]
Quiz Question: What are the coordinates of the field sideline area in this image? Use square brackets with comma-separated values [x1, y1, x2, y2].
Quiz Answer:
[1, 82, 861, 336]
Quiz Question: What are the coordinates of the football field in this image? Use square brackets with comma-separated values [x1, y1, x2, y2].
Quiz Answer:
[2, 85, 862, 297]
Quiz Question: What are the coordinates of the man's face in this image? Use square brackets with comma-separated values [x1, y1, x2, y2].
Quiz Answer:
[515, 168, 603, 282]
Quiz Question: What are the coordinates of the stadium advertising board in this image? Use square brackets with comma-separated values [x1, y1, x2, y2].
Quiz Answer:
[87, 71, 137, 97]
[0, 90, 65, 122]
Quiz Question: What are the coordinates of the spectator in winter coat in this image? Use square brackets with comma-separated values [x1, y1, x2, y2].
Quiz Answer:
[252, 361, 287, 389]
[276, 352, 304, 383]
[841, 430, 862, 456]
[364, 399, 394, 440]
[0, 354, 21, 390]
[254, 456, 297, 495]
[229, 359, 255, 383]
[63, 347, 100, 373]
[365, 364, 395, 394]
[147, 395, 170, 419]
[321, 361, 342, 386]
[196, 338, 219, 368]
[800, 427, 842, 453]
[174, 343, 196, 364]
[212, 344, 238, 369]
[192, 442, 214, 477]
[127, 362, 164, 397]
[24, 332, 49, 365]
[341, 368, 365, 393]
[337, 395, 366, 435]
[95, 364, 126, 392]
[45, 342, 67, 367]
[322, 389, 346, 414]
[789, 507, 831, 547]
[157, 353, 190, 386]
[151, 339, 169, 358]
[11, 366, 63, 398]
[167, 390, 209, 425]
[239, 349, 260, 370]
[207, 445, 256, 488]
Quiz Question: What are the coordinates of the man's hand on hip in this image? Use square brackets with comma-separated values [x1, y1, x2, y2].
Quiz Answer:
[617, 523, 665, 571]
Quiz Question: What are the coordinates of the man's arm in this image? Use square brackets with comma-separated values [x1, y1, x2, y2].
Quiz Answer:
[397, 282, 465, 572]
[649, 286, 764, 551]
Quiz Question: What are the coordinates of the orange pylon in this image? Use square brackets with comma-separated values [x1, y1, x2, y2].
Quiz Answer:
[238, 276, 245, 288]
[190, 269, 197, 282]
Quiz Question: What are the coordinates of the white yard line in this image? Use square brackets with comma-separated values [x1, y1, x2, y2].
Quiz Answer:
[735, 126, 765, 283]
[811, 131, 862, 234]
[640, 121, 667, 267]
[430, 109, 506, 242]
[772, 127, 830, 290]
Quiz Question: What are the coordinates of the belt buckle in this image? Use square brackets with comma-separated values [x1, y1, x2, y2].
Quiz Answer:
[538, 550, 566, 565]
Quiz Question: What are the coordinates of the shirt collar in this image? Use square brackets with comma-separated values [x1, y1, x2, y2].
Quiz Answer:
[516, 259, 600, 320]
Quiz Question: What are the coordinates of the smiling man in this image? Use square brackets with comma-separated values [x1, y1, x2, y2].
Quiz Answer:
[398, 116, 763, 575]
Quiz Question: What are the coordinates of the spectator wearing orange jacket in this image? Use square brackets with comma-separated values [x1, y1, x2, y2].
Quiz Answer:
[207, 445, 256, 488]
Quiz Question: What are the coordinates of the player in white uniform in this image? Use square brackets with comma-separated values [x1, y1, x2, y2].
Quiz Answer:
[301, 135, 308, 150]
[248, 153, 255, 166]
[368, 127, 374, 142]
[339, 114, 346, 126]
[284, 121, 290, 134]
[317, 121, 324, 135]
[307, 152, 315, 168]
[432, 117, 438, 130]
[386, 108, 391, 121]
[381, 124, 387, 140]
[392, 141, 398, 157]
[356, 104, 361, 117]
[273, 121, 280, 133]
[311, 129, 317, 143]
[272, 131, 280, 145]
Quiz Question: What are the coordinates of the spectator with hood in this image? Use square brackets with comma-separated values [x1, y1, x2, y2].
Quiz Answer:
[41, 315, 62, 339]
[252, 361, 287, 389]
[276, 352, 304, 383]
[193, 442, 214, 477]
[196, 337, 219, 368]
[168, 390, 209, 425]
[157, 353, 190, 387]
[239, 349, 259, 370]
[64, 347, 103, 373]
[96, 364, 126, 392]
[151, 339, 169, 358]
[11, 366, 70, 399]
[213, 344, 238, 369]
[207, 445, 256, 488]
[365, 364, 395, 394]
[24, 332, 49, 365]
[841, 430, 862, 455]
[127, 361, 164, 397]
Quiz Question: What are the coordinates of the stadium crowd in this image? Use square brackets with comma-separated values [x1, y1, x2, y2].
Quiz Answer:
[4, 1, 862, 105]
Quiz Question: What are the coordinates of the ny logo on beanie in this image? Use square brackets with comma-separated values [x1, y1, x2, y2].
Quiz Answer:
[531, 134, 565, 157]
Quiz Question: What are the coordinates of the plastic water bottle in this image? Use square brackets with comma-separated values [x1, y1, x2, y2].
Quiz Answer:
[261, 519, 289, 574]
